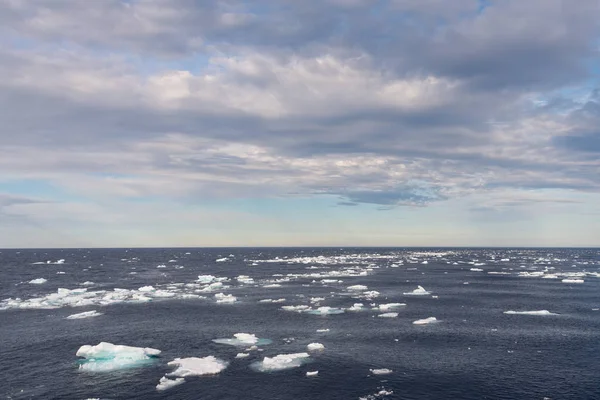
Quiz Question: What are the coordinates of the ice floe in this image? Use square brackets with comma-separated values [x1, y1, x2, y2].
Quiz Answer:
[156, 376, 185, 391]
[413, 317, 438, 325]
[167, 356, 229, 377]
[213, 333, 272, 346]
[377, 312, 398, 318]
[360, 388, 394, 400]
[347, 285, 368, 291]
[306, 370, 319, 377]
[370, 368, 393, 375]
[316, 328, 330, 332]
[66, 310, 103, 319]
[214, 293, 237, 303]
[562, 278, 584, 284]
[307, 343, 325, 351]
[403, 286, 431, 296]
[251, 353, 311, 372]
[305, 306, 345, 315]
[374, 303, 406, 311]
[235, 353, 250, 359]
[76, 342, 161, 372]
[504, 310, 558, 316]
[29, 278, 47, 284]
[258, 298, 286, 303]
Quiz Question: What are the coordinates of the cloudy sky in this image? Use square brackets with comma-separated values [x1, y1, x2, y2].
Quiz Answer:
[1, 0, 600, 248]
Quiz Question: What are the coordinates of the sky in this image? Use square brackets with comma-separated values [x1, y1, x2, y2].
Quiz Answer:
[1, 0, 600, 248]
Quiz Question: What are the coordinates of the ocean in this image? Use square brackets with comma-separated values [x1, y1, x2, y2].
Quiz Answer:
[1, 247, 599, 400]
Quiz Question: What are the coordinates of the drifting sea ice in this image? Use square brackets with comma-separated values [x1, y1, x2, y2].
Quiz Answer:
[370, 368, 393, 375]
[214, 293, 237, 303]
[377, 312, 398, 318]
[235, 353, 250, 359]
[307, 343, 325, 351]
[251, 353, 311, 372]
[66, 310, 103, 319]
[503, 310, 559, 316]
[374, 303, 406, 311]
[29, 278, 47, 284]
[403, 285, 431, 295]
[156, 376, 185, 391]
[305, 306, 345, 315]
[258, 298, 286, 303]
[347, 285, 368, 291]
[413, 317, 438, 325]
[167, 356, 229, 377]
[213, 333, 272, 346]
[76, 342, 161, 372]
[562, 279, 584, 283]
[306, 371, 319, 377]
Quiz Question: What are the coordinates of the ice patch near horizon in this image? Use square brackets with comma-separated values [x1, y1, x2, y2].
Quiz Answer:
[213, 333, 272, 346]
[374, 303, 406, 311]
[259, 298, 286, 303]
[76, 342, 161, 372]
[167, 356, 229, 377]
[29, 278, 47, 284]
[66, 310, 103, 319]
[404, 286, 431, 296]
[251, 353, 311, 372]
[504, 310, 558, 315]
[370, 368, 393, 375]
[378, 312, 398, 318]
[562, 279, 584, 283]
[347, 285, 368, 291]
[235, 353, 250, 359]
[413, 317, 438, 325]
[306, 370, 319, 377]
[214, 293, 237, 303]
[305, 306, 345, 315]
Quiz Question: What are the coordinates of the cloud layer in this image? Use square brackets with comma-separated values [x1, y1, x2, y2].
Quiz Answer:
[1, 0, 600, 246]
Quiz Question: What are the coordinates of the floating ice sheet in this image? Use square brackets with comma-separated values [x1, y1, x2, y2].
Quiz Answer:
[251, 353, 311, 372]
[370, 368, 393, 375]
[213, 333, 272, 346]
[413, 317, 438, 325]
[403, 286, 431, 296]
[167, 356, 229, 377]
[156, 376, 185, 391]
[66, 310, 103, 319]
[307, 343, 324, 351]
[29, 278, 47, 284]
[76, 342, 161, 372]
[504, 310, 558, 315]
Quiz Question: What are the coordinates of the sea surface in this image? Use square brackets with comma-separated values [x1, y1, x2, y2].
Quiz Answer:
[1, 247, 599, 400]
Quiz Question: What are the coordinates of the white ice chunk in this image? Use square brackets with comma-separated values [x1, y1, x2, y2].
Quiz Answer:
[378, 313, 398, 318]
[403, 285, 430, 295]
[306, 306, 345, 315]
[138, 286, 155, 292]
[214, 293, 237, 303]
[76, 342, 161, 372]
[562, 279, 584, 284]
[251, 353, 311, 372]
[235, 353, 250, 359]
[259, 298, 286, 303]
[197, 275, 216, 284]
[316, 328, 330, 332]
[307, 343, 324, 351]
[470, 268, 483, 272]
[156, 376, 185, 391]
[413, 317, 438, 325]
[281, 305, 310, 312]
[504, 310, 559, 315]
[375, 303, 406, 311]
[29, 278, 47, 284]
[370, 368, 393, 375]
[213, 333, 272, 346]
[306, 370, 319, 377]
[167, 356, 229, 377]
[66, 310, 103, 319]
[347, 285, 368, 291]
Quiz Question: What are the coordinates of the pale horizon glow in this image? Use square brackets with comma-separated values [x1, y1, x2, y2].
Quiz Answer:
[1, 0, 600, 248]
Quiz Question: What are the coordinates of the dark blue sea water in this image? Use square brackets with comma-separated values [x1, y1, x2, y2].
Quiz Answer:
[1, 248, 599, 400]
